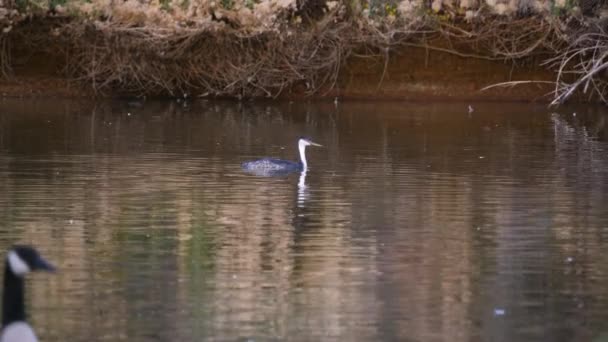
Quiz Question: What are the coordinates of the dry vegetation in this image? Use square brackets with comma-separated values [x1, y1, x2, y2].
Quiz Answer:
[1, 0, 608, 103]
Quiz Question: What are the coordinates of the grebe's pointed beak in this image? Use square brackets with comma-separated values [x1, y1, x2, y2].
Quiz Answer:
[310, 141, 323, 147]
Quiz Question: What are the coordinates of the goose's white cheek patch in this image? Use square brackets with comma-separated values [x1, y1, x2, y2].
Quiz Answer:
[7, 251, 30, 276]
[0, 322, 38, 342]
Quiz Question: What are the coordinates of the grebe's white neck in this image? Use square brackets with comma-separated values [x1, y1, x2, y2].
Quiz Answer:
[298, 139, 308, 169]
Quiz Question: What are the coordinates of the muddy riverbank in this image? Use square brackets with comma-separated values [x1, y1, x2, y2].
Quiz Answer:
[0, 42, 555, 101]
[1, 0, 606, 103]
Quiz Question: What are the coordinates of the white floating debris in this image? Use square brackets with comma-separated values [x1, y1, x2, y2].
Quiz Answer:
[566, 257, 574, 263]
[494, 308, 506, 316]
[479, 156, 485, 159]
[468, 105, 474, 113]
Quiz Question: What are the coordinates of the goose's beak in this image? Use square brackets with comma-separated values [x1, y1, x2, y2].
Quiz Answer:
[310, 142, 323, 147]
[34, 255, 56, 272]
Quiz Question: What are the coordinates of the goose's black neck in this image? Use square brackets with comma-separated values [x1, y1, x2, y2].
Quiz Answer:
[2, 261, 25, 327]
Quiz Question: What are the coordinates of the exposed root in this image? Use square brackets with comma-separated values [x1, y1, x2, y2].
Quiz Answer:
[59, 11, 436, 97]
[430, 16, 565, 61]
[480, 80, 556, 91]
[64, 14, 558, 97]
[63, 21, 355, 97]
[0, 35, 10, 78]
[547, 23, 608, 105]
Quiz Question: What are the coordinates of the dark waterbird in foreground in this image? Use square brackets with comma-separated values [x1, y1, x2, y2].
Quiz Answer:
[242, 137, 323, 176]
[1, 246, 55, 342]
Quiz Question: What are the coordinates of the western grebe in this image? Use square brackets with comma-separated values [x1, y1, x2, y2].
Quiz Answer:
[242, 137, 322, 176]
[1, 246, 55, 342]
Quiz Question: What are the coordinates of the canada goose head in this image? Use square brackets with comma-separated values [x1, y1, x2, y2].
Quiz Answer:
[6, 246, 55, 277]
[1, 246, 55, 342]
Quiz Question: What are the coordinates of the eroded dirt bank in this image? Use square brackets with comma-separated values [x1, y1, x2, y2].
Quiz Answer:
[0, 43, 555, 101]
[3, 0, 607, 104]
[4, 0, 608, 104]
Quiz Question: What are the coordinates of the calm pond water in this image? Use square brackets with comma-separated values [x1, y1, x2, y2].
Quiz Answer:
[0, 99, 608, 342]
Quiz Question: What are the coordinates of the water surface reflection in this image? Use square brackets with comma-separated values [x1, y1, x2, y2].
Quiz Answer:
[0, 100, 607, 341]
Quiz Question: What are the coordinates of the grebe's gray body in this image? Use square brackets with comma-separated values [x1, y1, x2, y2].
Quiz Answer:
[242, 138, 322, 176]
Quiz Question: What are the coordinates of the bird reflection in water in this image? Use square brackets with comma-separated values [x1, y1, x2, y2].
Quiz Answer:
[297, 169, 309, 206]
[292, 168, 314, 229]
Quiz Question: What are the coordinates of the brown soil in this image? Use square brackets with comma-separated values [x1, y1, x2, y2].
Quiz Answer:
[312, 47, 555, 101]
[0, 44, 556, 101]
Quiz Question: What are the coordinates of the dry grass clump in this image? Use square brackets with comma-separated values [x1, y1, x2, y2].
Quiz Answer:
[67, 0, 302, 31]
